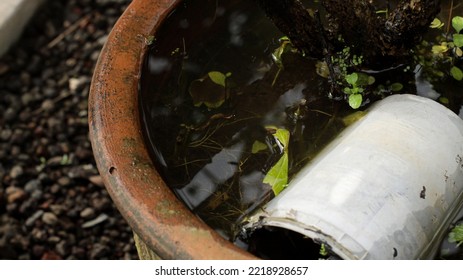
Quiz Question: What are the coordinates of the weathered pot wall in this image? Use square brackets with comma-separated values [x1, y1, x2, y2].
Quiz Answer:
[89, 0, 255, 259]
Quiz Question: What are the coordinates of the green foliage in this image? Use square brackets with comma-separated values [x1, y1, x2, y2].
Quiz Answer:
[251, 141, 267, 154]
[144, 35, 155, 46]
[319, 243, 328, 257]
[451, 66, 463, 81]
[453, 34, 463, 48]
[430, 18, 444, 29]
[418, 15, 463, 82]
[452, 16, 463, 33]
[448, 224, 463, 247]
[390, 83, 404, 92]
[348, 94, 363, 109]
[189, 71, 232, 109]
[272, 36, 293, 69]
[342, 111, 366, 126]
[342, 72, 374, 109]
[263, 128, 290, 195]
[208, 71, 228, 87]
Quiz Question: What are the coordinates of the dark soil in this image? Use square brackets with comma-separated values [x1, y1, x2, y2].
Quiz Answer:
[0, 0, 139, 259]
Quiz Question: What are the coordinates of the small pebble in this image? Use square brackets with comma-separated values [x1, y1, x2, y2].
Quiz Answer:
[80, 207, 95, 219]
[42, 212, 58, 226]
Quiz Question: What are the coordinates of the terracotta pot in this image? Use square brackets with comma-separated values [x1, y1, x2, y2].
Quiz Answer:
[89, 0, 255, 259]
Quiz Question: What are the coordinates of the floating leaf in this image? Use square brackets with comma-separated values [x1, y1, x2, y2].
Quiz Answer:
[452, 16, 463, 33]
[274, 128, 290, 150]
[448, 224, 463, 246]
[264, 153, 288, 195]
[450, 66, 463, 81]
[430, 18, 444, 29]
[263, 128, 290, 195]
[432, 43, 449, 54]
[251, 141, 267, 154]
[319, 243, 328, 257]
[208, 71, 227, 87]
[453, 34, 463, 48]
[316, 61, 330, 78]
[342, 111, 366, 126]
[390, 82, 403, 92]
[272, 38, 292, 68]
[189, 75, 226, 108]
[348, 94, 363, 109]
[439, 96, 449, 105]
[144, 35, 155, 45]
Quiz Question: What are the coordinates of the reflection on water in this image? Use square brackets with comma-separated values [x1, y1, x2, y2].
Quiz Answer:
[139, 0, 463, 258]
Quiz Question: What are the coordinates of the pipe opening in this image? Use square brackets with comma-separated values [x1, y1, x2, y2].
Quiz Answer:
[245, 226, 341, 260]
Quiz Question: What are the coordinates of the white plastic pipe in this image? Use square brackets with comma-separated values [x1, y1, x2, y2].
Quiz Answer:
[244, 94, 463, 259]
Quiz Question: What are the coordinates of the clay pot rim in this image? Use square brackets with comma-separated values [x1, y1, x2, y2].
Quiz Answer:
[89, 0, 255, 259]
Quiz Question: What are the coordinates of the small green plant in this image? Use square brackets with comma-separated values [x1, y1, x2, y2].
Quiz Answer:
[418, 15, 463, 82]
[448, 223, 463, 247]
[319, 243, 328, 257]
[263, 127, 290, 195]
[343, 72, 375, 109]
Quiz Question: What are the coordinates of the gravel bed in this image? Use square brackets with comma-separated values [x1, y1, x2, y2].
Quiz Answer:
[0, 0, 139, 259]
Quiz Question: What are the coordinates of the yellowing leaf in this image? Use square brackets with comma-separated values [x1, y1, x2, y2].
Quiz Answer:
[189, 75, 226, 108]
[274, 128, 290, 150]
[432, 43, 448, 54]
[208, 71, 227, 87]
[263, 153, 288, 195]
[263, 128, 290, 195]
[430, 18, 444, 29]
[456, 47, 463, 57]
[342, 111, 366, 126]
[251, 141, 267, 154]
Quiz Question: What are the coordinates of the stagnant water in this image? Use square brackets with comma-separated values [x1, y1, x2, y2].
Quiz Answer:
[139, 0, 463, 259]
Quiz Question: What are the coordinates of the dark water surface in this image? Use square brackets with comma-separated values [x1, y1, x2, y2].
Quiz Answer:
[139, 0, 463, 259]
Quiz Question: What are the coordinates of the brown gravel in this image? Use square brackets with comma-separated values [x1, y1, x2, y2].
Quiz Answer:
[0, 0, 139, 259]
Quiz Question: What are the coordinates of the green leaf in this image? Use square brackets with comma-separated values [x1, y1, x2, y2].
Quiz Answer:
[274, 128, 290, 150]
[345, 73, 359, 85]
[264, 153, 288, 195]
[453, 34, 463, 48]
[450, 66, 463, 81]
[342, 111, 366, 126]
[343, 87, 353, 95]
[448, 224, 463, 246]
[319, 244, 328, 257]
[189, 75, 226, 108]
[390, 83, 403, 92]
[348, 94, 363, 109]
[272, 39, 292, 69]
[208, 71, 227, 87]
[430, 18, 444, 29]
[439, 96, 449, 105]
[452, 16, 463, 33]
[251, 141, 267, 154]
[263, 128, 290, 195]
[432, 43, 449, 54]
[456, 47, 463, 57]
